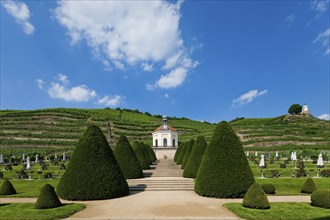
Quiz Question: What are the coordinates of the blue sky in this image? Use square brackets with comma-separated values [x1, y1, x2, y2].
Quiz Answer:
[1, 0, 329, 123]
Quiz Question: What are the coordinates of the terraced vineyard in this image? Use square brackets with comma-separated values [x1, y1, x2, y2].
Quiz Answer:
[0, 108, 329, 154]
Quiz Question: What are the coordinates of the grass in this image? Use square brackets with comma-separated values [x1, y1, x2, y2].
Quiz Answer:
[255, 178, 330, 195]
[224, 202, 330, 220]
[0, 203, 85, 220]
[0, 180, 59, 198]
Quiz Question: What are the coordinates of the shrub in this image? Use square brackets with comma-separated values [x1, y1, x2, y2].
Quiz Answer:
[57, 125, 129, 200]
[5, 164, 12, 170]
[36, 184, 62, 209]
[132, 141, 150, 169]
[181, 140, 194, 169]
[301, 178, 317, 194]
[141, 142, 152, 165]
[311, 190, 330, 209]
[0, 172, 3, 179]
[183, 136, 207, 178]
[176, 142, 187, 165]
[59, 163, 66, 170]
[243, 183, 270, 209]
[174, 144, 183, 162]
[0, 179, 17, 195]
[195, 121, 255, 198]
[44, 172, 52, 179]
[113, 136, 143, 179]
[144, 143, 157, 162]
[262, 183, 276, 194]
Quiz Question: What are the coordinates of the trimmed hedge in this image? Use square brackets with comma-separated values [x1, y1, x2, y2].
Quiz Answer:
[57, 125, 129, 200]
[301, 178, 317, 194]
[176, 142, 187, 165]
[0, 179, 16, 195]
[174, 144, 183, 162]
[262, 183, 276, 194]
[140, 142, 152, 165]
[144, 143, 157, 162]
[195, 121, 255, 198]
[243, 183, 270, 209]
[132, 141, 150, 169]
[113, 136, 143, 179]
[181, 139, 194, 169]
[183, 136, 207, 178]
[311, 190, 330, 209]
[36, 184, 62, 209]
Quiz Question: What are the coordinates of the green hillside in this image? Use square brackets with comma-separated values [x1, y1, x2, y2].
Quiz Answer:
[0, 108, 329, 153]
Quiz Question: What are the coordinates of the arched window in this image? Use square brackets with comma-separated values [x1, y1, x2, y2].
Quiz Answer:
[173, 139, 175, 147]
[163, 138, 167, 147]
[155, 139, 158, 147]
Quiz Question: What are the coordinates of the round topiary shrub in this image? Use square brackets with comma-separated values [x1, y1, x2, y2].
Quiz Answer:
[57, 125, 129, 200]
[243, 183, 270, 209]
[183, 136, 207, 178]
[195, 121, 255, 198]
[181, 140, 194, 169]
[36, 184, 62, 209]
[262, 183, 276, 194]
[311, 190, 330, 209]
[0, 179, 17, 195]
[301, 178, 317, 194]
[176, 142, 188, 165]
[132, 141, 150, 170]
[113, 135, 143, 179]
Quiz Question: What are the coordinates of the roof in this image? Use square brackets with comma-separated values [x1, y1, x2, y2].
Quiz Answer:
[154, 125, 177, 132]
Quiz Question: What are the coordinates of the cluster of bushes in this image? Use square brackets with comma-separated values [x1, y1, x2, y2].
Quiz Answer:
[132, 141, 156, 170]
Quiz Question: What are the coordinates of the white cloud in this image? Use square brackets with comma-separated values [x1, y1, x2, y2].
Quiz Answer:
[98, 95, 124, 107]
[286, 14, 295, 26]
[35, 79, 44, 89]
[53, 1, 197, 89]
[141, 63, 154, 72]
[311, 0, 329, 13]
[56, 73, 69, 84]
[48, 83, 96, 102]
[2, 0, 35, 34]
[313, 28, 330, 55]
[318, 113, 330, 120]
[156, 67, 187, 89]
[233, 89, 268, 106]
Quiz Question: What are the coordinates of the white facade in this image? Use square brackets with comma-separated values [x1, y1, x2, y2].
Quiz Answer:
[302, 104, 310, 114]
[152, 116, 178, 148]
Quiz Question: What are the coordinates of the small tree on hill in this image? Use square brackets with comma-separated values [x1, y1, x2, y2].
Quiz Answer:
[183, 136, 207, 178]
[113, 136, 143, 179]
[57, 125, 129, 200]
[288, 104, 302, 115]
[36, 184, 62, 209]
[181, 140, 195, 169]
[176, 142, 187, 165]
[132, 141, 150, 169]
[0, 179, 16, 195]
[195, 121, 255, 198]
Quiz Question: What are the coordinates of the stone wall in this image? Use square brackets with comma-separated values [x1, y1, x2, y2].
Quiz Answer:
[153, 147, 177, 160]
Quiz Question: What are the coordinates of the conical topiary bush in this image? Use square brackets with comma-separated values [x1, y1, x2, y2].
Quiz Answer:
[132, 141, 150, 169]
[113, 135, 143, 179]
[301, 178, 317, 194]
[140, 142, 152, 165]
[36, 184, 62, 209]
[181, 140, 195, 169]
[195, 121, 255, 198]
[174, 144, 183, 162]
[243, 183, 270, 209]
[0, 179, 16, 195]
[57, 125, 129, 200]
[176, 142, 187, 165]
[144, 143, 157, 162]
[183, 136, 207, 178]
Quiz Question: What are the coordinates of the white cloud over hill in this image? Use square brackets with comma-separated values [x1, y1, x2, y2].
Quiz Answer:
[233, 89, 268, 106]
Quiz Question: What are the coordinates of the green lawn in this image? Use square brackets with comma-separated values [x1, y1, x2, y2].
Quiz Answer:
[224, 202, 330, 220]
[0, 203, 85, 220]
[255, 178, 330, 195]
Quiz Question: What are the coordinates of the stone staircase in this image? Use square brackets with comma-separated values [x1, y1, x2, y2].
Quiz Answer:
[128, 159, 194, 191]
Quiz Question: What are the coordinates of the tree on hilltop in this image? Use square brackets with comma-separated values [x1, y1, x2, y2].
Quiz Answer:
[288, 104, 302, 115]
